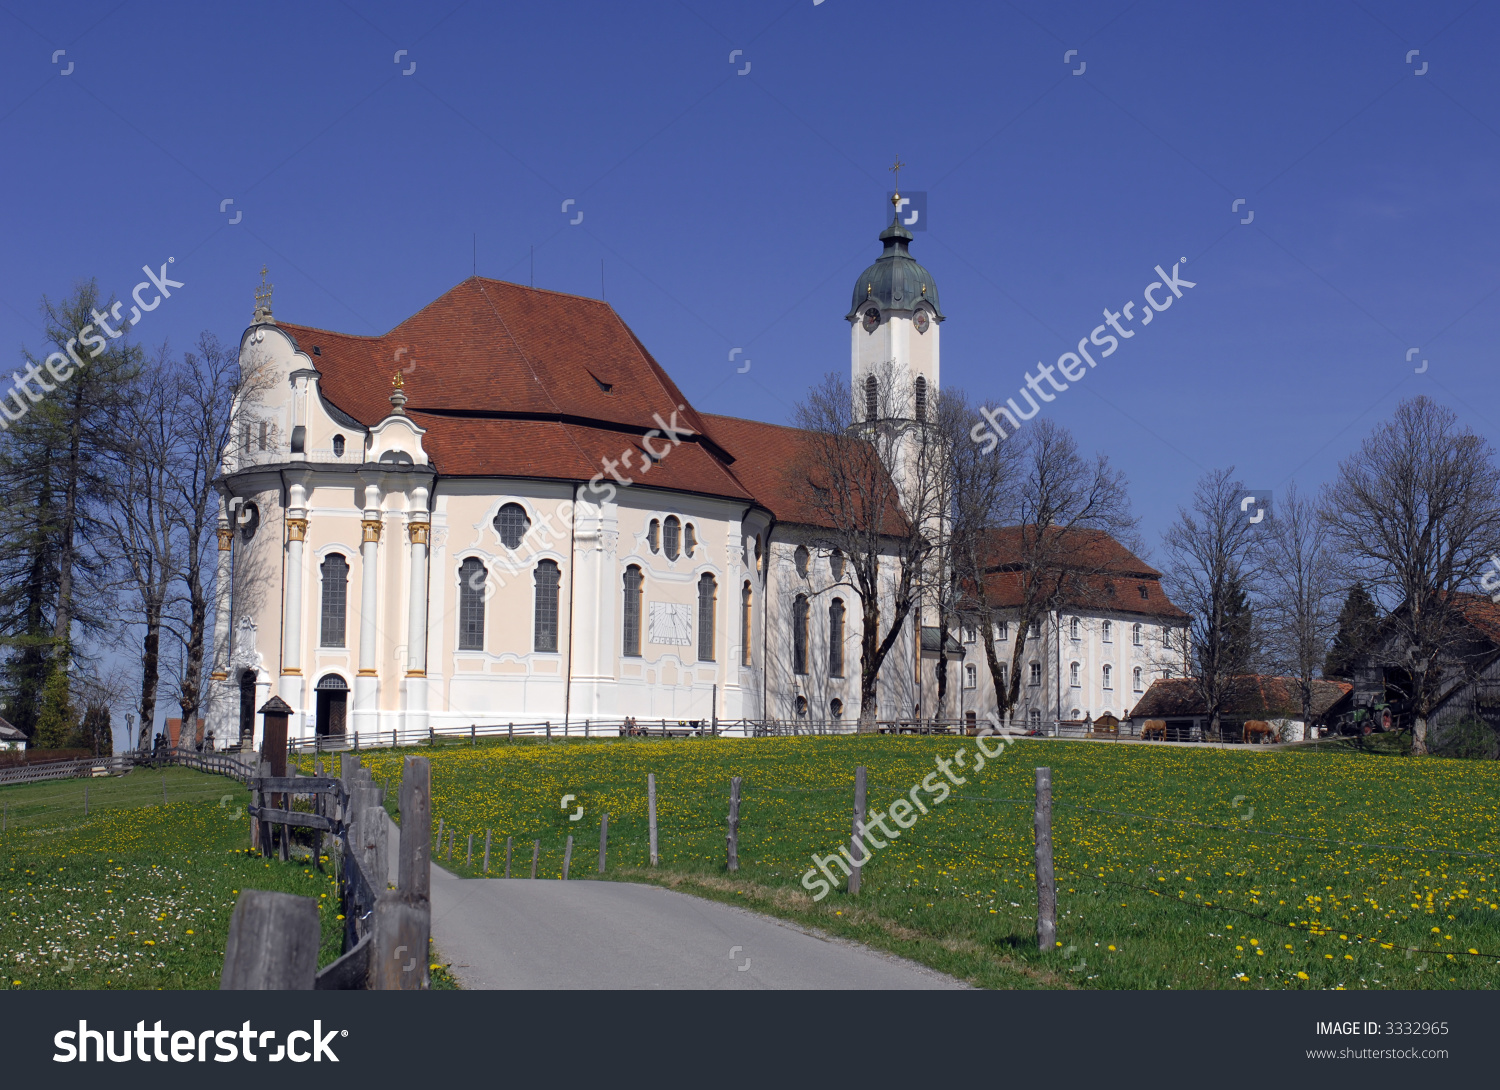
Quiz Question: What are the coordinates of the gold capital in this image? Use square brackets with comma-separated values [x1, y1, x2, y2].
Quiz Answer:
[217, 528, 234, 551]
[362, 518, 383, 543]
[209, 671, 228, 680]
[408, 521, 430, 546]
[286, 517, 308, 543]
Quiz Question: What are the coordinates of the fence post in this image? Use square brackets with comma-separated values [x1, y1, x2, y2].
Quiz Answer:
[597, 813, 609, 873]
[398, 757, 431, 902]
[849, 764, 867, 895]
[483, 829, 491, 874]
[546, 721, 551, 740]
[508, 722, 513, 739]
[505, 836, 513, 879]
[647, 772, 658, 867]
[470, 723, 475, 746]
[1035, 766, 1056, 953]
[466, 832, 473, 866]
[359, 805, 389, 893]
[726, 776, 741, 873]
[530, 839, 540, 879]
[219, 890, 320, 990]
[563, 834, 573, 880]
[392, 729, 397, 749]
[368, 891, 430, 990]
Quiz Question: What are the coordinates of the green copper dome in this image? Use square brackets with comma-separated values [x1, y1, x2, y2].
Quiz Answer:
[846, 214, 944, 321]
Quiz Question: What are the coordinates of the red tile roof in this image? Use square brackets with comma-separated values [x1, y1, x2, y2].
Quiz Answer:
[975, 527, 1186, 619]
[1128, 676, 1352, 719]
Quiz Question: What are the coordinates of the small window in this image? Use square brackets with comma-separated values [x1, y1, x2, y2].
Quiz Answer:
[332, 434, 345, 457]
[864, 374, 878, 421]
[663, 516, 681, 561]
[1138, 584, 1149, 600]
[458, 558, 486, 651]
[242, 422, 251, 454]
[962, 626, 976, 644]
[996, 620, 1008, 641]
[999, 662, 1008, 688]
[495, 503, 530, 550]
[914, 375, 927, 421]
[793, 594, 809, 675]
[831, 698, 843, 719]
[1029, 709, 1041, 727]
[648, 519, 660, 554]
[829, 598, 845, 678]
[754, 537, 762, 574]
[534, 560, 561, 652]
[1029, 662, 1041, 686]
[830, 550, 845, 580]
[1102, 620, 1113, 643]
[964, 664, 977, 689]
[794, 545, 809, 578]
[1071, 708, 1081, 721]
[258, 421, 268, 451]
[1069, 617, 1080, 641]
[697, 574, 717, 662]
[1133, 667, 1143, 692]
[1102, 664, 1113, 689]
[1071, 662, 1082, 687]
[685, 523, 697, 557]
[795, 695, 808, 717]
[1132, 622, 1142, 646]
[623, 566, 643, 656]
[1029, 619, 1041, 638]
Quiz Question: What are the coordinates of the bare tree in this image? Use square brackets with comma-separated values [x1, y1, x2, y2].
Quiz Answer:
[788, 362, 947, 729]
[1259, 481, 1341, 736]
[1161, 467, 1262, 739]
[941, 391, 1023, 721]
[100, 346, 178, 749]
[983, 419, 1135, 725]
[1324, 396, 1500, 754]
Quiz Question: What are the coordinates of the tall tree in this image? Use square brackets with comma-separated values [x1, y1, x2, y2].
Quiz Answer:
[166, 333, 240, 743]
[1161, 467, 1263, 739]
[1323, 583, 1380, 679]
[983, 419, 1135, 725]
[789, 362, 948, 729]
[1259, 482, 1341, 735]
[1324, 396, 1500, 754]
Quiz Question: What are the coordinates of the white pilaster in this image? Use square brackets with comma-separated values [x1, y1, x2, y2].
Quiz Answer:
[354, 484, 381, 734]
[280, 487, 307, 709]
[404, 487, 430, 731]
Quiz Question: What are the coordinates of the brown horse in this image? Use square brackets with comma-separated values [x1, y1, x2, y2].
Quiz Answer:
[1243, 720, 1277, 744]
[1141, 720, 1167, 741]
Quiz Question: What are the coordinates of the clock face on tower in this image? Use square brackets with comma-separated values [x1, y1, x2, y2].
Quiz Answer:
[913, 310, 930, 333]
[862, 308, 879, 333]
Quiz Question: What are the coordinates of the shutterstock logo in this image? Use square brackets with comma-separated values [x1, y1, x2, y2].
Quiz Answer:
[54, 1020, 345, 1063]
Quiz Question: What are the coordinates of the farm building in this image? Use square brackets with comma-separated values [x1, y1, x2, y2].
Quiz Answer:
[1125, 676, 1352, 742]
[0, 716, 25, 751]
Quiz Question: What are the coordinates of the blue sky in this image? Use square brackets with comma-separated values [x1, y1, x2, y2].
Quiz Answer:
[2, 1, 1497, 558]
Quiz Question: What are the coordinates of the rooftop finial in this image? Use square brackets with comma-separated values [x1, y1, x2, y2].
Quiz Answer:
[888, 155, 905, 214]
[389, 370, 407, 415]
[252, 265, 275, 324]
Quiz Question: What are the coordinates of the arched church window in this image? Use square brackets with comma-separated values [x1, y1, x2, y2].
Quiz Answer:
[458, 557, 486, 651]
[830, 549, 845, 580]
[534, 560, 560, 652]
[864, 375, 878, 421]
[794, 545, 809, 577]
[741, 581, 752, 666]
[320, 554, 348, 648]
[914, 375, 927, 421]
[685, 523, 697, 557]
[495, 503, 530, 550]
[793, 594, 809, 675]
[332, 434, 345, 457]
[829, 598, 845, 678]
[697, 574, 717, 662]
[648, 519, 660, 553]
[663, 516, 681, 560]
[623, 565, 643, 656]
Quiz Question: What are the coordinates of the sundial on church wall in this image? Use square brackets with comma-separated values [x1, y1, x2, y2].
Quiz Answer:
[647, 602, 692, 646]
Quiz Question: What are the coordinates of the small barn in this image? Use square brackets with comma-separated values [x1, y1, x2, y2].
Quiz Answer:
[1126, 676, 1352, 742]
[0, 717, 26, 752]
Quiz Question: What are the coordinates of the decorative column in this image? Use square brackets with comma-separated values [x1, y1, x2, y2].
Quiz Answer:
[354, 483, 382, 735]
[280, 496, 308, 709]
[207, 519, 234, 749]
[404, 497, 430, 732]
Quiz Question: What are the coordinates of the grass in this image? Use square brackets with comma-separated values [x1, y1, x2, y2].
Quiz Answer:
[0, 766, 344, 989]
[316, 733, 1500, 990]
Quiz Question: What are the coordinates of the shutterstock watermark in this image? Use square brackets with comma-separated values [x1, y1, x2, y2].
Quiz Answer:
[1, 258, 184, 430]
[54, 1019, 343, 1063]
[971, 259, 1197, 453]
[800, 719, 1027, 900]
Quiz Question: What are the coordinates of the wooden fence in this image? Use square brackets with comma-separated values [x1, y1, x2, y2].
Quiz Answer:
[0, 746, 256, 788]
[220, 754, 432, 990]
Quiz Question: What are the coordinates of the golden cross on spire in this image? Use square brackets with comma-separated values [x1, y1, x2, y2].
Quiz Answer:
[889, 156, 905, 209]
[253, 265, 274, 320]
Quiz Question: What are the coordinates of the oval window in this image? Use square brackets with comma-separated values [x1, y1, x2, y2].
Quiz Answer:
[332, 434, 345, 457]
[494, 503, 531, 550]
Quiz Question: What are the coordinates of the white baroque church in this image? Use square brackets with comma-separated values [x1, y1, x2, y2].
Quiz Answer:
[204, 211, 1188, 751]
